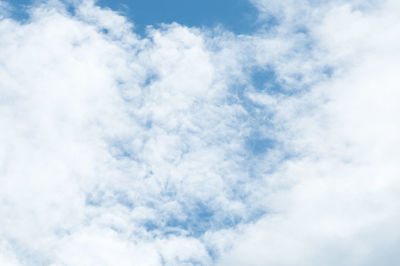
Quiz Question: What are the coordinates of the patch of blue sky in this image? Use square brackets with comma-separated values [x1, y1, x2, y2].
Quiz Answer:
[245, 134, 275, 156]
[248, 65, 317, 97]
[96, 0, 260, 35]
[142, 198, 265, 240]
[323, 65, 334, 78]
[143, 201, 217, 238]
[226, 82, 278, 157]
[250, 67, 283, 93]
[6, 0, 263, 35]
[114, 190, 135, 209]
[3, 0, 30, 21]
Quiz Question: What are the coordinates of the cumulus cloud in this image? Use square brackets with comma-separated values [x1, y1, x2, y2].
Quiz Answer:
[217, 0, 400, 265]
[1, 0, 400, 265]
[0, 1, 258, 264]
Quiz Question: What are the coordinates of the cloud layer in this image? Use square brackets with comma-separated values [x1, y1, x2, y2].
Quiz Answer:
[1, 0, 400, 265]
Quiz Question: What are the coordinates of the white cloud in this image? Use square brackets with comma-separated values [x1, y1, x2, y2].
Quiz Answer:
[1, 0, 400, 265]
[217, 0, 400, 265]
[0, 1, 256, 265]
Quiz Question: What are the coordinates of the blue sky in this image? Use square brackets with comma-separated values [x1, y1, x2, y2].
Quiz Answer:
[12, 0, 260, 34]
[98, 0, 259, 34]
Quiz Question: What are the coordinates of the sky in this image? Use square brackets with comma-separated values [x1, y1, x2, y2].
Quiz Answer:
[10, 0, 260, 34]
[1, 0, 400, 265]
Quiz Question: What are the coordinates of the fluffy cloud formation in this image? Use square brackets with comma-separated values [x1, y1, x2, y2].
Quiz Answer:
[0, 1, 260, 264]
[1, 0, 400, 265]
[218, 0, 400, 265]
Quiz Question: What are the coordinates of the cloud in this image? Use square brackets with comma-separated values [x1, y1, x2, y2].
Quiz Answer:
[1, 0, 400, 265]
[217, 0, 400, 265]
[0, 0, 262, 264]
